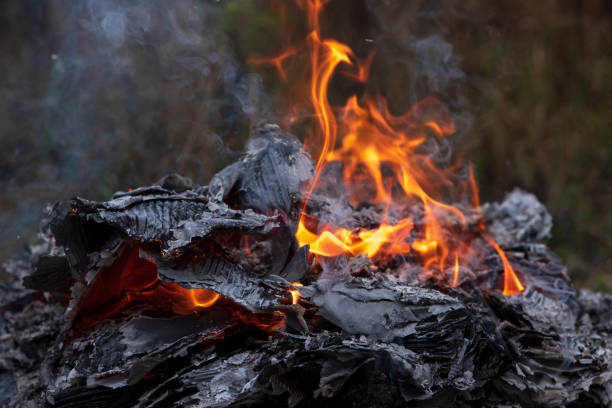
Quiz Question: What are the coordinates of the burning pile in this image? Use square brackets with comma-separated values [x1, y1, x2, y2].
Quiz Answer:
[2, 127, 611, 407]
[1, 1, 611, 407]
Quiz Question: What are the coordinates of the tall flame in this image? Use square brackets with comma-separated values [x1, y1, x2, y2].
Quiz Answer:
[253, 0, 524, 295]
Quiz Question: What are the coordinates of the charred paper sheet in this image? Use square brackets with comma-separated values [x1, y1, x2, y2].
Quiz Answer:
[1, 128, 610, 408]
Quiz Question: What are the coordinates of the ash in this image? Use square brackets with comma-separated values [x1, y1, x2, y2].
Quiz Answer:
[1, 126, 610, 408]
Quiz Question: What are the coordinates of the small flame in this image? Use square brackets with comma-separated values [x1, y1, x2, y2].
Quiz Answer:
[248, 47, 298, 82]
[451, 253, 459, 287]
[341, 51, 375, 83]
[74, 246, 222, 328]
[484, 235, 525, 296]
[241, 235, 254, 258]
[289, 282, 303, 304]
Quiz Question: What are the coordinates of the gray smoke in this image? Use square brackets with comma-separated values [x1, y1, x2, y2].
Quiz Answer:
[365, 0, 472, 139]
[1, 0, 472, 270]
[0, 0, 271, 268]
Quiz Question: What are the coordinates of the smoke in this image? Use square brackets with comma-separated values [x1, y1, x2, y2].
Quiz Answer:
[0, 0, 270, 268]
[42, 0, 275, 184]
[411, 34, 465, 102]
[364, 0, 472, 141]
[1, 0, 472, 269]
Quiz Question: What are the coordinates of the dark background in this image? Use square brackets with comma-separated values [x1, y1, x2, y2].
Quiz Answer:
[1, 0, 610, 291]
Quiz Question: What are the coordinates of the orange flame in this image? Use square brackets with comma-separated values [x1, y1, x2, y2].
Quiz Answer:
[289, 282, 303, 304]
[484, 235, 525, 296]
[248, 48, 298, 82]
[297, 216, 413, 258]
[74, 246, 223, 328]
[189, 289, 221, 309]
[451, 253, 460, 287]
[253, 0, 524, 296]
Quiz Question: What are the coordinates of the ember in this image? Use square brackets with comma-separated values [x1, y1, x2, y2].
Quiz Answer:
[1, 1, 611, 407]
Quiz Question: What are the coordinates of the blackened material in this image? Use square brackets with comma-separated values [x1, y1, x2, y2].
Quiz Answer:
[23, 255, 72, 295]
[209, 124, 314, 221]
[70, 193, 274, 255]
[152, 251, 290, 312]
[1, 130, 610, 408]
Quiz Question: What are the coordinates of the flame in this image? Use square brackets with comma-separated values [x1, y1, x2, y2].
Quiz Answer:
[289, 282, 303, 304]
[241, 235, 254, 258]
[74, 246, 289, 333]
[248, 47, 298, 82]
[484, 235, 525, 296]
[341, 51, 375, 83]
[297, 216, 413, 258]
[253, 0, 524, 296]
[451, 253, 459, 287]
[74, 246, 222, 328]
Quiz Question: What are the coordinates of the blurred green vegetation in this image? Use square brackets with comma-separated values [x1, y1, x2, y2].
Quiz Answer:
[0, 0, 609, 291]
[454, 1, 612, 292]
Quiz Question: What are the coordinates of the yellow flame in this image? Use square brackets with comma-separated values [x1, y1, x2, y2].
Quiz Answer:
[289, 282, 304, 304]
[484, 235, 525, 296]
[252, 0, 524, 296]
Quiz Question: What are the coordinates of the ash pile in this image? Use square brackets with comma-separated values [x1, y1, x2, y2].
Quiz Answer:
[1, 125, 611, 408]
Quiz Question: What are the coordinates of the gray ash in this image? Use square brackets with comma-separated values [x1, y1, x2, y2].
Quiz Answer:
[1, 127, 610, 408]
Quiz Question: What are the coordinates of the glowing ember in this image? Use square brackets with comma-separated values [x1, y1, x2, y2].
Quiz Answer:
[189, 290, 221, 309]
[252, 0, 524, 296]
[73, 246, 222, 328]
[73, 245, 289, 333]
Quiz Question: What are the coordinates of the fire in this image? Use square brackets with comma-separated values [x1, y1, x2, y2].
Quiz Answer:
[189, 289, 221, 309]
[73, 246, 222, 328]
[484, 235, 525, 296]
[252, 0, 524, 295]
[248, 47, 297, 82]
[74, 246, 289, 333]
[297, 216, 413, 258]
[451, 254, 459, 287]
[289, 282, 303, 304]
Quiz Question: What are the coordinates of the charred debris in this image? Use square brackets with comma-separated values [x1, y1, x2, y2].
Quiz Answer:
[1, 125, 611, 408]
